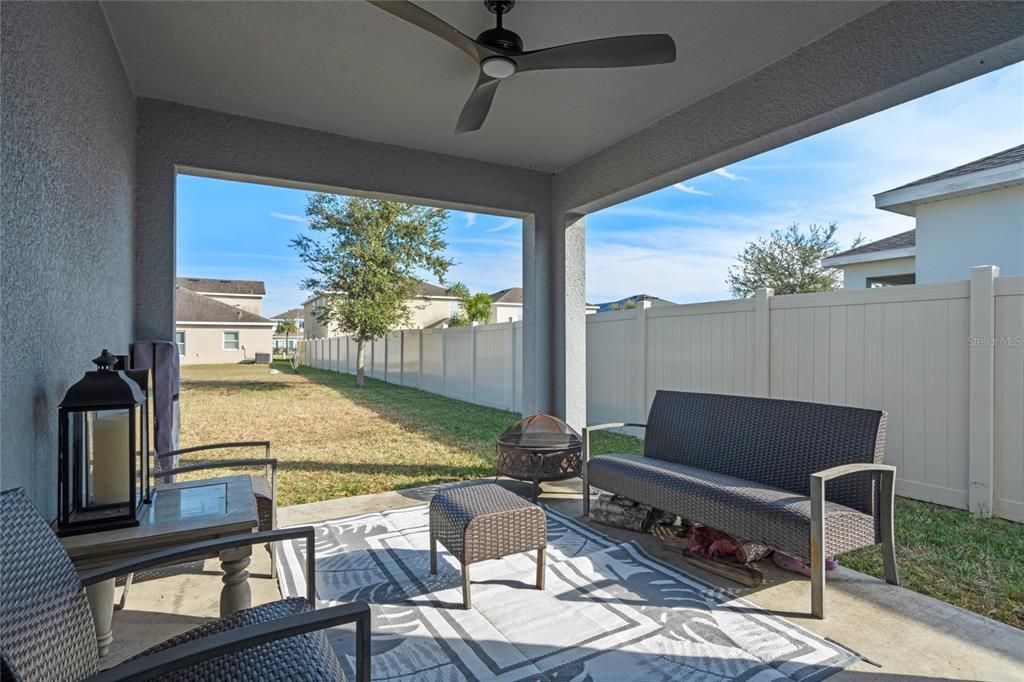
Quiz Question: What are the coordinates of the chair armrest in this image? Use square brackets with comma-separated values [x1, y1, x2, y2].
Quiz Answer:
[156, 441, 271, 460]
[582, 423, 646, 461]
[85, 602, 371, 682]
[811, 462, 896, 483]
[583, 423, 647, 433]
[79, 527, 317, 603]
[158, 458, 278, 478]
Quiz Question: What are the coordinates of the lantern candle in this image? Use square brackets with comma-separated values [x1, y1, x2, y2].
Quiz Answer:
[92, 412, 130, 505]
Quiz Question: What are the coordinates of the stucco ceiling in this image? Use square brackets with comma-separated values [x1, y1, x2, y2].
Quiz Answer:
[102, 1, 880, 172]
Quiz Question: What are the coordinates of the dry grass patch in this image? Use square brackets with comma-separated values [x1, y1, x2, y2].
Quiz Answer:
[177, 362, 637, 506]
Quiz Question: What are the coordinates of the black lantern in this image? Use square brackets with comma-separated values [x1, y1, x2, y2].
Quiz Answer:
[56, 349, 152, 536]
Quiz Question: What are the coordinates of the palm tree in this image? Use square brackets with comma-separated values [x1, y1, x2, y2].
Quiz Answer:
[275, 319, 300, 355]
[446, 282, 491, 325]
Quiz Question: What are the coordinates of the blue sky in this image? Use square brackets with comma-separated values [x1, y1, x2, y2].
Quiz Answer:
[177, 62, 1023, 315]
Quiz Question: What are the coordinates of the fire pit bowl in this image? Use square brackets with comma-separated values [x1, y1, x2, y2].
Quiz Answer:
[496, 413, 583, 501]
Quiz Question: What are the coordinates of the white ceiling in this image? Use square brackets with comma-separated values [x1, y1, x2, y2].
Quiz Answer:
[102, 1, 880, 173]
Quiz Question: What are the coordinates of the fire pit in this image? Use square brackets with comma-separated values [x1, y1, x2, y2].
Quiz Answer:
[496, 413, 583, 502]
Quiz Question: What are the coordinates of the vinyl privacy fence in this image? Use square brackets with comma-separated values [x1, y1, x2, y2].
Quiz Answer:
[300, 267, 1024, 521]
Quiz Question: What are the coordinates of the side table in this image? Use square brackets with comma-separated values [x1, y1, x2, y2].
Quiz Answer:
[59, 475, 259, 657]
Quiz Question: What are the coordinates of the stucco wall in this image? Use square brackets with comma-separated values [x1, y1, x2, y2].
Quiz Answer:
[490, 303, 524, 323]
[1, 2, 136, 518]
[915, 186, 1024, 283]
[176, 325, 273, 365]
[840, 256, 917, 289]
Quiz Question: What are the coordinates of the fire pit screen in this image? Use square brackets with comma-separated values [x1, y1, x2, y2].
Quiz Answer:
[496, 413, 583, 501]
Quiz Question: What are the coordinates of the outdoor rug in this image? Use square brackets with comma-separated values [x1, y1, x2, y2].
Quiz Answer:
[276, 502, 857, 681]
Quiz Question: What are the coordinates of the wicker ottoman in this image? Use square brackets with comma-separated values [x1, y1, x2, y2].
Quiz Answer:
[429, 483, 547, 609]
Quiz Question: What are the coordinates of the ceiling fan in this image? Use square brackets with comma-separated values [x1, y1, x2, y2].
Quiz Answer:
[368, 0, 676, 133]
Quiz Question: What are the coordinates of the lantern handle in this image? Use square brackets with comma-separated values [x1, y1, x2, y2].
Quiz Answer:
[92, 349, 117, 371]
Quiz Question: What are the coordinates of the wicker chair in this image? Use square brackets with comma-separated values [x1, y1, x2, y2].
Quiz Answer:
[0, 488, 370, 682]
[583, 390, 900, 619]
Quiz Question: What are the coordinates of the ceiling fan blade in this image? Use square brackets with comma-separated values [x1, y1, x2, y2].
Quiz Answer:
[515, 34, 676, 73]
[367, 0, 485, 62]
[455, 73, 501, 133]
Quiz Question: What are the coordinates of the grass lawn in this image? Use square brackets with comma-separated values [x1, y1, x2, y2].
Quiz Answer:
[179, 361, 1023, 629]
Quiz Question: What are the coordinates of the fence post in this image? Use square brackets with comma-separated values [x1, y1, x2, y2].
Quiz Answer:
[506, 323, 516, 412]
[636, 306, 648, 423]
[470, 323, 477, 404]
[969, 265, 998, 518]
[399, 331, 404, 385]
[442, 327, 448, 397]
[754, 287, 773, 397]
[418, 330, 424, 389]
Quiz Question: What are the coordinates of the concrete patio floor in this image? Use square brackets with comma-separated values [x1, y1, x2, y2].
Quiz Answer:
[104, 479, 1024, 680]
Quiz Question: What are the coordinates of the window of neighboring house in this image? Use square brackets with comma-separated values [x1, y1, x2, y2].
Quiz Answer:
[867, 273, 916, 287]
[175, 331, 186, 356]
[223, 331, 240, 350]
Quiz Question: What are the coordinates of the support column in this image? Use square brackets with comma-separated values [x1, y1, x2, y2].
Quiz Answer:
[968, 264, 998, 518]
[522, 212, 586, 429]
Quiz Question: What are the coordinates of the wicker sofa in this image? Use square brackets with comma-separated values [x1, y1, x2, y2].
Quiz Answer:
[582, 390, 900, 618]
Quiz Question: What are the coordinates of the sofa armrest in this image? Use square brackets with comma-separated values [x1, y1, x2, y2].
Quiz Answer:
[582, 423, 646, 461]
[811, 462, 895, 483]
[84, 602, 371, 682]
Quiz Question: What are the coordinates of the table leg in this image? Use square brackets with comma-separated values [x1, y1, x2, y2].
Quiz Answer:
[85, 578, 115, 658]
[536, 546, 546, 590]
[461, 562, 471, 609]
[219, 545, 252, 616]
[430, 534, 437, 575]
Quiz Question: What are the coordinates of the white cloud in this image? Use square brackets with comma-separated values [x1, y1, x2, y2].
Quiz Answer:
[487, 218, 520, 233]
[464, 212, 476, 228]
[714, 168, 746, 181]
[271, 212, 308, 225]
[672, 183, 712, 196]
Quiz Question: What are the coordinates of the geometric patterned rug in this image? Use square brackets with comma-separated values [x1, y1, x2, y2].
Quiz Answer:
[277, 502, 857, 681]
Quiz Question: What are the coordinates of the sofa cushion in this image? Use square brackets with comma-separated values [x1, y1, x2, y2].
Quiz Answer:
[588, 454, 877, 561]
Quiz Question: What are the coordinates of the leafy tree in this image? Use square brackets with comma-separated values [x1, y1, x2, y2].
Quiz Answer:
[609, 300, 638, 311]
[726, 222, 861, 297]
[292, 194, 452, 387]
[445, 282, 492, 326]
[275, 319, 299, 355]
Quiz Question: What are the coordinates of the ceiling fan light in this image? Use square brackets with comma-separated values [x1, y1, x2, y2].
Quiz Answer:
[481, 56, 516, 79]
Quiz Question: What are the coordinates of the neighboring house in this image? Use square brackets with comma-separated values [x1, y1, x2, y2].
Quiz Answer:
[175, 278, 275, 364]
[824, 144, 1024, 288]
[489, 287, 523, 323]
[594, 294, 675, 313]
[303, 281, 461, 338]
[269, 307, 304, 352]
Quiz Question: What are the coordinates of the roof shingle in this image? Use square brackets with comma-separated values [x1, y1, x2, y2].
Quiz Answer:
[827, 229, 916, 260]
[885, 144, 1024, 193]
[176, 286, 274, 324]
[177, 277, 266, 296]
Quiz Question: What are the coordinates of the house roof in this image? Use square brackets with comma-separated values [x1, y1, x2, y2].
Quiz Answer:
[595, 294, 674, 312]
[177, 277, 266, 296]
[176, 286, 274, 325]
[490, 287, 523, 304]
[875, 144, 1024, 216]
[269, 307, 303, 320]
[887, 145, 1024, 192]
[303, 280, 454, 305]
[826, 229, 916, 261]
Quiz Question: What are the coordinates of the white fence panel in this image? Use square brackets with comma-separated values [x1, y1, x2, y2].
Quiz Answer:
[769, 282, 973, 509]
[401, 330, 421, 387]
[994, 280, 1024, 522]
[386, 332, 402, 382]
[474, 323, 514, 410]
[421, 330, 444, 394]
[443, 327, 473, 402]
[586, 309, 643, 426]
